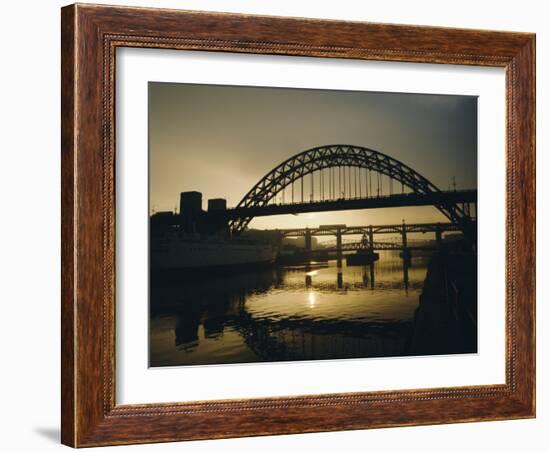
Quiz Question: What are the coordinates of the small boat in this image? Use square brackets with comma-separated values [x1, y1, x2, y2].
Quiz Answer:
[346, 233, 379, 266]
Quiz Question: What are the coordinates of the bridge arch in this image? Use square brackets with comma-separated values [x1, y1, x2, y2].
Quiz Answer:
[229, 144, 470, 234]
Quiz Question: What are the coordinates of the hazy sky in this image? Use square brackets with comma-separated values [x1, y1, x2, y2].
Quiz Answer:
[149, 82, 477, 230]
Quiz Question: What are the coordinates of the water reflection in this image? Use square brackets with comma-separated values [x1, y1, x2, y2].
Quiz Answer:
[150, 251, 431, 367]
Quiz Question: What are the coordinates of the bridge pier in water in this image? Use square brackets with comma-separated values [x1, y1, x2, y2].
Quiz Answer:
[304, 228, 312, 262]
[336, 228, 343, 267]
[337, 272, 343, 289]
[366, 226, 375, 289]
[369, 263, 375, 289]
[401, 221, 410, 288]
[368, 225, 374, 250]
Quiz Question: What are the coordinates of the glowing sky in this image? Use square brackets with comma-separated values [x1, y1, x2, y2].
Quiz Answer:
[149, 82, 477, 230]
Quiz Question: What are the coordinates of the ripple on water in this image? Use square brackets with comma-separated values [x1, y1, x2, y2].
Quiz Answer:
[149, 251, 430, 366]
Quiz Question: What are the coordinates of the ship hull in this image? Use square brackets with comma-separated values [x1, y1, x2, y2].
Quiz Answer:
[151, 238, 277, 271]
[346, 251, 380, 266]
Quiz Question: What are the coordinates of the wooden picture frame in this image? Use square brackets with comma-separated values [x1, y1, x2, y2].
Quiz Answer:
[61, 3, 535, 447]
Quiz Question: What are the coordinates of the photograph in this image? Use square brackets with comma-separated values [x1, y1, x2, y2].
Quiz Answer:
[1, 0, 541, 448]
[148, 83, 478, 367]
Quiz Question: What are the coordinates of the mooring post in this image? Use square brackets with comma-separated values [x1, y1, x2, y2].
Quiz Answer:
[336, 228, 343, 267]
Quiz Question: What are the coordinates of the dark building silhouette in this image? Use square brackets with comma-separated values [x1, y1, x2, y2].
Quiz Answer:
[179, 191, 203, 233]
[151, 191, 229, 236]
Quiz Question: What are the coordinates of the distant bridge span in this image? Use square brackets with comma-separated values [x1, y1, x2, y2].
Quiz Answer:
[275, 221, 470, 266]
[227, 144, 475, 235]
[321, 241, 437, 253]
[277, 221, 466, 238]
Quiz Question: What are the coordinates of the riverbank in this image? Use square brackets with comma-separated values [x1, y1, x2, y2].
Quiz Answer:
[410, 247, 477, 356]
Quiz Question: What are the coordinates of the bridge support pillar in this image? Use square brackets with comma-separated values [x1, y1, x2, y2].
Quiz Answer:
[368, 225, 375, 288]
[401, 221, 410, 287]
[368, 225, 374, 252]
[337, 272, 343, 289]
[401, 220, 409, 256]
[336, 229, 343, 267]
[401, 221, 408, 249]
[305, 228, 312, 262]
[403, 260, 409, 289]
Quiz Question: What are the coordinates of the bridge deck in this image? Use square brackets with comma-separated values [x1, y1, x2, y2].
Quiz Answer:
[210, 190, 476, 221]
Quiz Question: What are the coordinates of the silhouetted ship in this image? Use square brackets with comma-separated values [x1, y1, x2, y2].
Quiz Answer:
[151, 233, 276, 271]
[151, 191, 276, 271]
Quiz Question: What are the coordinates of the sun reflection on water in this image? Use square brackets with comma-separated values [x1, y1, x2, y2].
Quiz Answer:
[308, 291, 317, 308]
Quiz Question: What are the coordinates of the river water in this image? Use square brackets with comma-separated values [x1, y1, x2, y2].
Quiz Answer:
[149, 251, 432, 367]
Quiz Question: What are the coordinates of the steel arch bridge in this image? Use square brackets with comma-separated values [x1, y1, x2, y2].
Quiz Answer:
[229, 144, 472, 234]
